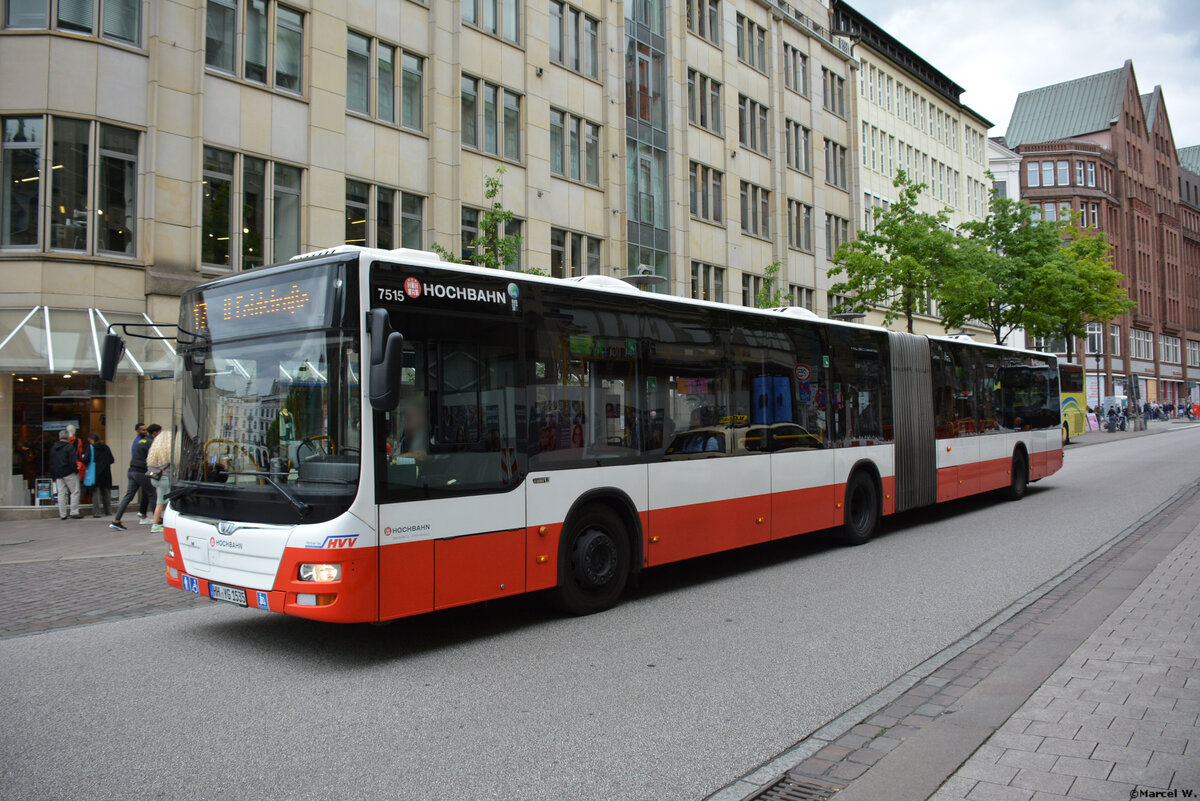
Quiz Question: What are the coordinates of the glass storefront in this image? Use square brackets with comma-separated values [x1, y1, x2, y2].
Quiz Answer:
[1, 306, 174, 506]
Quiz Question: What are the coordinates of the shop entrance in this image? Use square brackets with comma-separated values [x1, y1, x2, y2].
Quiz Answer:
[9, 373, 107, 506]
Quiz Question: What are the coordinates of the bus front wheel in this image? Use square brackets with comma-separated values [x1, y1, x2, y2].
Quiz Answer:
[554, 505, 630, 615]
[840, 471, 879, 546]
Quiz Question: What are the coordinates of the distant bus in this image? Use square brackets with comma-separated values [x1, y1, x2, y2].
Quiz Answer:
[1059, 363, 1086, 442]
[125, 246, 1063, 623]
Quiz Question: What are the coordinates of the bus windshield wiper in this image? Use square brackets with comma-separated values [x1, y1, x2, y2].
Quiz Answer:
[224, 471, 313, 518]
[164, 484, 197, 502]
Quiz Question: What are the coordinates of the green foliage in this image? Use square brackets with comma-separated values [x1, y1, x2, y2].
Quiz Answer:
[940, 197, 1133, 346]
[431, 165, 523, 271]
[755, 261, 788, 308]
[828, 170, 954, 332]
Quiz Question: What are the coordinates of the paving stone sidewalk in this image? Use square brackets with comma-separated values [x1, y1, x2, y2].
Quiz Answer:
[930, 507, 1200, 800]
[710, 483, 1200, 801]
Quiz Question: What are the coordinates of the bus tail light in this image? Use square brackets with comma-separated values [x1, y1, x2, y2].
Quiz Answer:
[298, 563, 341, 582]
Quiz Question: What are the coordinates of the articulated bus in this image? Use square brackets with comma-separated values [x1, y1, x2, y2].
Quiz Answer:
[1059, 363, 1087, 443]
[142, 246, 1062, 622]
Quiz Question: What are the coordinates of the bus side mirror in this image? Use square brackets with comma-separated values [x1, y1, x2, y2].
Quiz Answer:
[100, 333, 125, 382]
[368, 307, 404, 411]
[183, 351, 210, 390]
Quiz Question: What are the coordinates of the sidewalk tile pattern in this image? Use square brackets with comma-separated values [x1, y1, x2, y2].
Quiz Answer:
[739, 486, 1199, 801]
[928, 519, 1200, 800]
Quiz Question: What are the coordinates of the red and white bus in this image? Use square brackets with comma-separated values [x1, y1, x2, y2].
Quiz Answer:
[147, 246, 1062, 622]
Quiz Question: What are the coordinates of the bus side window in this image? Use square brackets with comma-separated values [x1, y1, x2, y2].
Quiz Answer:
[827, 327, 891, 445]
[644, 307, 730, 460]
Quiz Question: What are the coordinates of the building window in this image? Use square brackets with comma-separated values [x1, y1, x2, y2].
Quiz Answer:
[626, 40, 665, 129]
[205, 1, 303, 94]
[1161, 335, 1181, 365]
[689, 162, 723, 224]
[691, 260, 724, 302]
[741, 273, 763, 306]
[3, 0, 140, 43]
[346, 32, 370, 114]
[821, 68, 846, 116]
[1075, 161, 1084, 186]
[825, 213, 849, 256]
[550, 109, 600, 186]
[686, 0, 720, 46]
[1026, 161, 1039, 188]
[739, 181, 769, 239]
[344, 34, 424, 129]
[735, 13, 767, 72]
[2, 116, 142, 256]
[461, 76, 521, 161]
[202, 146, 302, 270]
[1131, 329, 1154, 361]
[687, 70, 722, 134]
[1041, 161, 1054, 187]
[550, 227, 601, 278]
[789, 285, 814, 311]
[550, 1, 598, 79]
[824, 139, 848, 189]
[1188, 340, 1200, 368]
[460, 206, 522, 268]
[737, 95, 768, 154]
[1030, 336, 1067, 354]
[627, 139, 666, 228]
[787, 199, 813, 251]
[1085, 322, 1102, 354]
[1087, 162, 1096, 187]
[785, 120, 811, 172]
[1110, 324, 1121, 357]
[1056, 160, 1069, 186]
[783, 42, 808, 95]
[462, 0, 520, 44]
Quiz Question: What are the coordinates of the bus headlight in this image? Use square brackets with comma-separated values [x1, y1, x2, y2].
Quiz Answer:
[298, 563, 341, 582]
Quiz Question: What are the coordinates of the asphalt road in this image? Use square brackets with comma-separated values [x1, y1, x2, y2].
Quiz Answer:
[2, 427, 1199, 801]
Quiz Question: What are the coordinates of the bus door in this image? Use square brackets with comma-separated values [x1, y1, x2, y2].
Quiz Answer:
[765, 322, 835, 538]
[931, 341, 980, 501]
[645, 309, 772, 564]
[370, 265, 527, 619]
[524, 288, 646, 584]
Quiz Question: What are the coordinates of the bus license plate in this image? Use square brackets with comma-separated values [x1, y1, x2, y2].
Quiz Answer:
[181, 574, 199, 594]
[209, 583, 248, 607]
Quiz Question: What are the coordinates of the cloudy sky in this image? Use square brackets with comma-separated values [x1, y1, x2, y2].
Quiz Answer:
[843, 0, 1200, 148]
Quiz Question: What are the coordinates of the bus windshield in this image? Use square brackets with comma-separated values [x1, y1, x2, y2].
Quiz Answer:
[172, 262, 361, 524]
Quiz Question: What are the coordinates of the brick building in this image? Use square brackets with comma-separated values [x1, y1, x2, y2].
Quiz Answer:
[1002, 60, 1194, 410]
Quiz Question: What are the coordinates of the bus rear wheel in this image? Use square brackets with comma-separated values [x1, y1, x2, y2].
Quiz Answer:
[1002, 452, 1029, 501]
[554, 505, 630, 615]
[840, 471, 879, 546]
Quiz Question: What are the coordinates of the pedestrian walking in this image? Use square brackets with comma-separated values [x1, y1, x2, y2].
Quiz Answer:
[49, 429, 83, 519]
[86, 433, 115, 518]
[146, 428, 172, 534]
[130, 422, 151, 524]
[110, 423, 158, 531]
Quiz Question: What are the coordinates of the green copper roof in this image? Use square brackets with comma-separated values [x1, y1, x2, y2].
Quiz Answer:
[1180, 145, 1200, 172]
[1141, 91, 1159, 129]
[1005, 61, 1131, 148]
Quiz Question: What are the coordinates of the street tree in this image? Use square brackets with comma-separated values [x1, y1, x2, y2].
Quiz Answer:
[829, 170, 955, 332]
[939, 195, 1132, 346]
[431, 165, 524, 271]
[1026, 220, 1134, 355]
[755, 261, 788, 308]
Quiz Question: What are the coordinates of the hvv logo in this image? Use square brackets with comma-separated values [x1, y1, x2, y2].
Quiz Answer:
[314, 535, 358, 549]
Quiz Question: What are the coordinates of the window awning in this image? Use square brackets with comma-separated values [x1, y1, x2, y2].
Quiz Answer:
[0, 306, 176, 376]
